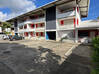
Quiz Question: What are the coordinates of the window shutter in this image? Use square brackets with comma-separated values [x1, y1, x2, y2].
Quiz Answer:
[74, 18, 76, 28]
[30, 32, 33, 36]
[36, 24, 38, 28]
[40, 23, 43, 27]
[31, 24, 34, 28]
[41, 32, 43, 36]
[60, 20, 64, 25]
[36, 32, 39, 36]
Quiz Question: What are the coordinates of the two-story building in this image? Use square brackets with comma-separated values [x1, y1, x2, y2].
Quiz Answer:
[7, 0, 91, 42]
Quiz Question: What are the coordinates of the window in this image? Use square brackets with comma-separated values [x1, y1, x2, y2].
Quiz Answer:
[24, 25, 27, 29]
[36, 32, 39, 36]
[36, 24, 38, 28]
[40, 23, 44, 27]
[41, 32, 44, 36]
[24, 32, 28, 36]
[30, 32, 34, 37]
[31, 24, 35, 28]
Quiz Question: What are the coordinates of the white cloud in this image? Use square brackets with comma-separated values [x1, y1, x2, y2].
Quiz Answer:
[0, 12, 7, 21]
[0, 0, 36, 21]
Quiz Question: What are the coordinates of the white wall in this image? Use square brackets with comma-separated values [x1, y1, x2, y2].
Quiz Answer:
[76, 6, 81, 27]
[57, 18, 74, 30]
[5, 28, 11, 32]
[57, 30, 75, 41]
[0, 27, 2, 33]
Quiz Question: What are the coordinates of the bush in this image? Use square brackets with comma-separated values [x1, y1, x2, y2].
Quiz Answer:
[92, 37, 99, 74]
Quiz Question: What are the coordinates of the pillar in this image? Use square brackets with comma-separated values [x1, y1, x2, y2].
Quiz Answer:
[75, 5, 79, 43]
[75, 29, 78, 43]
[14, 19, 18, 35]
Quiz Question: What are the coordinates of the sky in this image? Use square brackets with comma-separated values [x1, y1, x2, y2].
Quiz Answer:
[0, 0, 98, 21]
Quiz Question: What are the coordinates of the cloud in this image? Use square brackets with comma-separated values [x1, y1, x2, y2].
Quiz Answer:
[0, 11, 7, 21]
[0, 0, 36, 21]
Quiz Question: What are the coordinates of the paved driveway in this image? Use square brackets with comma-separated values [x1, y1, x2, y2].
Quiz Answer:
[0, 40, 91, 74]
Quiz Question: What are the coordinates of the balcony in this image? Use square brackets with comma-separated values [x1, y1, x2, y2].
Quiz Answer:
[35, 23, 45, 32]
[77, 20, 99, 29]
[31, 17, 45, 23]
[56, 11, 75, 19]
[57, 18, 74, 30]
[18, 17, 45, 26]
[35, 27, 45, 32]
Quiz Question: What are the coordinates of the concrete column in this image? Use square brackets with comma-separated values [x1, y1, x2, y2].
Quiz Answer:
[56, 7, 59, 41]
[75, 5, 78, 43]
[14, 19, 18, 35]
[75, 29, 78, 43]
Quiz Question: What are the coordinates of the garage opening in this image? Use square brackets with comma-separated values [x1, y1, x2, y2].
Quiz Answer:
[46, 31, 56, 40]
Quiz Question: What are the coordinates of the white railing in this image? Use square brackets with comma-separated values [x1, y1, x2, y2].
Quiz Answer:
[56, 11, 75, 19]
[31, 17, 45, 23]
[35, 27, 45, 32]
[18, 17, 45, 27]
[58, 24, 74, 30]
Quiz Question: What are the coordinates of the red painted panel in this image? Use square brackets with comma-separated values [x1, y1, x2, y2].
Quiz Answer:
[77, 18, 79, 25]
[36, 24, 38, 28]
[73, 7, 75, 11]
[24, 32, 28, 36]
[30, 32, 33, 37]
[41, 32, 43, 36]
[74, 18, 76, 28]
[40, 23, 43, 27]
[77, 7, 79, 12]
[36, 32, 39, 36]
[60, 20, 64, 25]
[26, 32, 28, 36]
[24, 25, 27, 29]
[31, 24, 33, 28]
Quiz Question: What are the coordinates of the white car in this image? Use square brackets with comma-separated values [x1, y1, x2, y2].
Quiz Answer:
[2, 35, 9, 40]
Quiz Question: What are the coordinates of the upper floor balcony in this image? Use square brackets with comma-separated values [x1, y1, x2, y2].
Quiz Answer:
[56, 10, 75, 19]
[56, 1, 76, 19]
[77, 20, 99, 29]
[57, 17, 75, 30]
[18, 22, 45, 33]
[35, 22, 45, 32]
[18, 17, 45, 26]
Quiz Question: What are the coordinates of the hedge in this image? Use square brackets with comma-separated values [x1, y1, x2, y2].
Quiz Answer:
[92, 37, 99, 74]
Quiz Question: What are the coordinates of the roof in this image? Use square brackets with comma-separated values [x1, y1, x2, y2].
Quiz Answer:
[79, 0, 90, 17]
[7, 0, 90, 22]
[77, 20, 99, 29]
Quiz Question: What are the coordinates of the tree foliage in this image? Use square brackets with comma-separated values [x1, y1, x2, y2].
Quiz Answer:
[2, 22, 11, 28]
[97, 16, 99, 20]
[92, 37, 99, 74]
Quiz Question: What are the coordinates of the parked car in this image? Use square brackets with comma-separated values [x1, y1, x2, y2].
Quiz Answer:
[2, 35, 9, 40]
[9, 35, 24, 41]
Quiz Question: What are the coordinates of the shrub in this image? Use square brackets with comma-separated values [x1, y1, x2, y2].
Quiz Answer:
[92, 37, 99, 74]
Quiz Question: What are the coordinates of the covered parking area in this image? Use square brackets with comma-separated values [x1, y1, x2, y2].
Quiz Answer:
[77, 20, 99, 42]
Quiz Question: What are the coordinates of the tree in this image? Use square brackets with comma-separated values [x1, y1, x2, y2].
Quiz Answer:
[97, 16, 99, 20]
[0, 22, 12, 34]
[2, 22, 11, 28]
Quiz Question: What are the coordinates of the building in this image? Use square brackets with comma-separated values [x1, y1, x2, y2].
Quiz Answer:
[7, 0, 92, 43]
[77, 20, 99, 43]
[0, 22, 2, 33]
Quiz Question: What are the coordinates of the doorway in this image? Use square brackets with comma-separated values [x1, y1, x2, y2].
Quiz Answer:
[46, 31, 56, 40]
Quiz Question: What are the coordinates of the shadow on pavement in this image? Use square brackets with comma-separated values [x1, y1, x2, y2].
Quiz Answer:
[0, 42, 91, 74]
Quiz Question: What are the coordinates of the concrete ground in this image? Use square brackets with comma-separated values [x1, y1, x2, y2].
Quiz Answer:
[0, 40, 92, 74]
